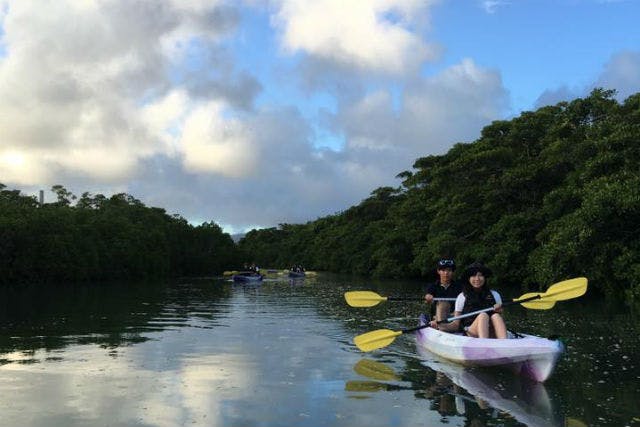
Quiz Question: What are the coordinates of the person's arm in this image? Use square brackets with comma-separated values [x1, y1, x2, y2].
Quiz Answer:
[491, 290, 503, 313]
[424, 283, 436, 303]
[434, 313, 461, 332]
[430, 294, 464, 331]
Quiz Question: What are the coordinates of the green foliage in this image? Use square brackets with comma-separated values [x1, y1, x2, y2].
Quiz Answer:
[0, 185, 241, 285]
[241, 89, 640, 304]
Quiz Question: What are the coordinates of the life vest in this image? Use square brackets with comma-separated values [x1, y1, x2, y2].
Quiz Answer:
[461, 289, 497, 327]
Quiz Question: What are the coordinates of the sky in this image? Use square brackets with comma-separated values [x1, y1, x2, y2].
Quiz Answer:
[1, 0, 639, 234]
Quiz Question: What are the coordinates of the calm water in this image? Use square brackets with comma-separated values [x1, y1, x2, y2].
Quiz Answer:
[0, 274, 638, 427]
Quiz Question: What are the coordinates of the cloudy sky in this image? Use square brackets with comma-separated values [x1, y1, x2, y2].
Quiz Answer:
[1, 0, 639, 233]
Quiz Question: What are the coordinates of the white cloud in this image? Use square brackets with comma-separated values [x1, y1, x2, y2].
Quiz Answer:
[273, 0, 439, 74]
[535, 50, 640, 108]
[596, 50, 640, 101]
[141, 90, 261, 178]
[179, 102, 259, 178]
[0, 150, 49, 185]
[141, 90, 190, 156]
[406, 58, 508, 127]
[534, 85, 579, 108]
[339, 58, 508, 160]
[0, 0, 244, 186]
[481, 1, 510, 14]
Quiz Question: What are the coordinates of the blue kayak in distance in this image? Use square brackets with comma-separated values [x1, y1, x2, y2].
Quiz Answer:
[288, 271, 306, 279]
[231, 272, 264, 283]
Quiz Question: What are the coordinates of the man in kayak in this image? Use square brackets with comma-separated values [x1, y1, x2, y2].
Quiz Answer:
[424, 258, 462, 322]
[431, 261, 507, 338]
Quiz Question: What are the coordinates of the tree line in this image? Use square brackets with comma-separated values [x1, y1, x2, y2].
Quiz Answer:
[0, 184, 243, 284]
[2, 89, 638, 305]
[239, 89, 640, 305]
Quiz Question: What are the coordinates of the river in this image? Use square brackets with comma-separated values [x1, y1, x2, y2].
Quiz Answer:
[0, 273, 638, 427]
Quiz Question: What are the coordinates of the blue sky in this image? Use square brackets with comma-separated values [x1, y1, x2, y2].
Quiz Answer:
[431, 0, 640, 112]
[0, 0, 639, 233]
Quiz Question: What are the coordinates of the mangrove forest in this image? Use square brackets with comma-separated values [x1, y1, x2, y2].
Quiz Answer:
[2, 89, 639, 305]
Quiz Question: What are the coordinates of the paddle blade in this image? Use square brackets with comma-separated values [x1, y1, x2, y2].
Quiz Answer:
[353, 359, 400, 381]
[354, 329, 401, 352]
[543, 277, 588, 301]
[516, 293, 556, 310]
[344, 291, 386, 307]
[565, 418, 589, 427]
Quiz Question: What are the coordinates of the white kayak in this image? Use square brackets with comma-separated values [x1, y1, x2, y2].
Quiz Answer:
[415, 314, 563, 382]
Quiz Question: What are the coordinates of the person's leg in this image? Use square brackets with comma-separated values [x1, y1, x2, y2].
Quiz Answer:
[466, 312, 490, 338]
[435, 302, 451, 322]
[490, 313, 507, 339]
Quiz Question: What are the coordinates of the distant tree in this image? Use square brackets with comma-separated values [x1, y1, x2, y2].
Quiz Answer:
[51, 185, 77, 206]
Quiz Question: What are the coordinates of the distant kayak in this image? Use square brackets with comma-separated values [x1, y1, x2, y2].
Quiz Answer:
[288, 271, 306, 279]
[415, 314, 563, 382]
[231, 272, 263, 283]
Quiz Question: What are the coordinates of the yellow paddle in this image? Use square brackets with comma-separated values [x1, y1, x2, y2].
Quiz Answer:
[353, 277, 588, 352]
[344, 290, 456, 307]
[512, 292, 556, 310]
[516, 293, 556, 309]
[514, 277, 589, 308]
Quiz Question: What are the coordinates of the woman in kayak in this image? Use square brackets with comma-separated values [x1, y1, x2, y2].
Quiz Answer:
[430, 261, 507, 339]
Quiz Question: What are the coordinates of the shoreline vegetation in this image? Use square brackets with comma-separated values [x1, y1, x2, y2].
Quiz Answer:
[0, 184, 242, 285]
[2, 90, 639, 306]
[239, 89, 640, 306]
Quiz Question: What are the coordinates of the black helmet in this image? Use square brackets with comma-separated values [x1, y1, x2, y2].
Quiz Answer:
[436, 258, 456, 270]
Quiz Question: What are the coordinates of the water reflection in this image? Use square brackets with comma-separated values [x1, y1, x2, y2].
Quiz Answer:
[418, 348, 562, 427]
[347, 356, 568, 427]
[0, 276, 635, 427]
[353, 358, 400, 381]
[0, 279, 233, 363]
[0, 343, 257, 426]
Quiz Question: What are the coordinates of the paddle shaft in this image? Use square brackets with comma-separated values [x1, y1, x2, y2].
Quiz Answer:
[399, 293, 544, 334]
[389, 297, 456, 302]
